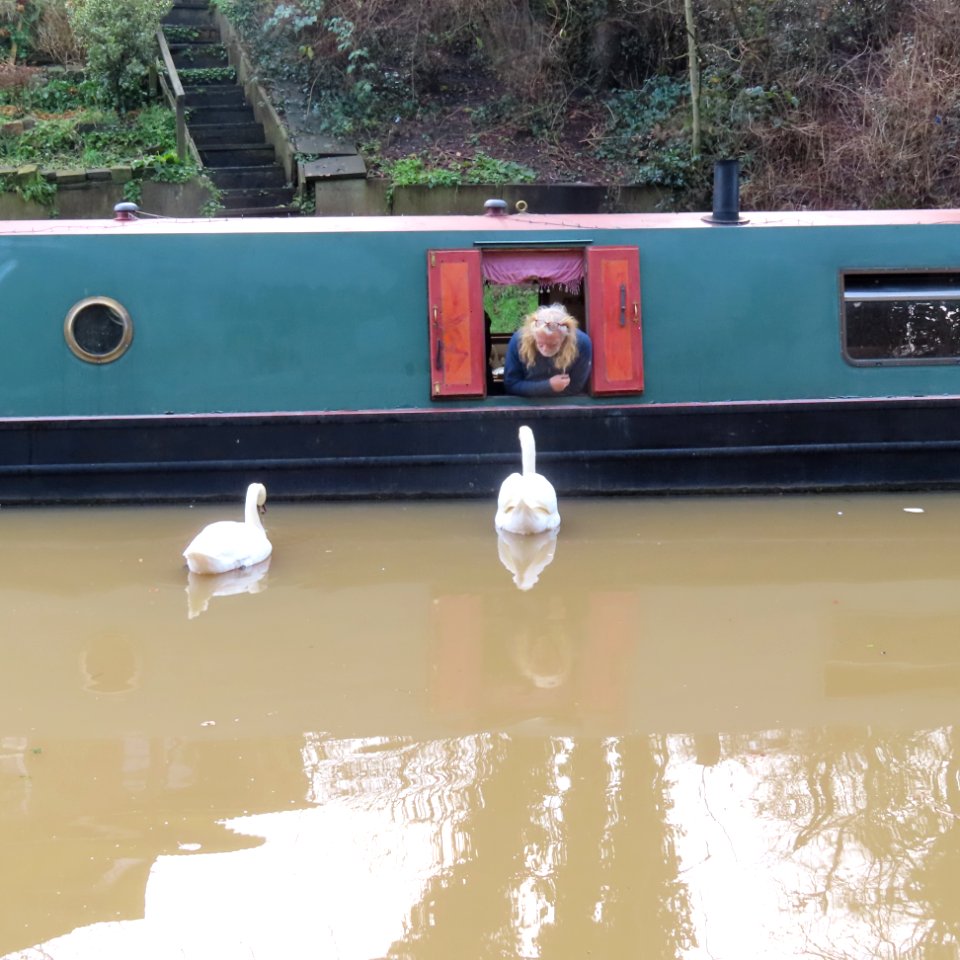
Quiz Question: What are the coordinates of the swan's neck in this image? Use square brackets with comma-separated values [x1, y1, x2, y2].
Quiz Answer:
[519, 427, 536, 477]
[244, 489, 265, 529]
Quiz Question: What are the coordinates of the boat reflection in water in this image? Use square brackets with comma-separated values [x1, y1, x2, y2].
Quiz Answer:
[1, 496, 960, 959]
[184, 557, 271, 619]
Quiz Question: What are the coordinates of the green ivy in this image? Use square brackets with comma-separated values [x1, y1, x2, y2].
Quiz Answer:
[387, 155, 461, 190]
[0, 171, 58, 209]
[131, 149, 199, 183]
[291, 190, 315, 215]
[11, 75, 98, 114]
[175, 43, 226, 63]
[122, 178, 142, 203]
[0, 105, 180, 170]
[199, 175, 223, 217]
[463, 153, 536, 184]
[0, 95, 197, 212]
[484, 284, 538, 334]
[382, 151, 535, 202]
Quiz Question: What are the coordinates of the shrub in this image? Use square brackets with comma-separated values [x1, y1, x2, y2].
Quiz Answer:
[34, 0, 82, 66]
[66, 0, 172, 111]
[0, 0, 41, 63]
[738, 0, 960, 209]
[485, 283, 537, 334]
[0, 61, 41, 98]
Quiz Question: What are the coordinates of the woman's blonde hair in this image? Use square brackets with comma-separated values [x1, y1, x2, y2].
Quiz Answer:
[518, 304, 580, 372]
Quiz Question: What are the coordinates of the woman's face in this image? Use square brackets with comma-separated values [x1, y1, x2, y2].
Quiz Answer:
[532, 317, 570, 357]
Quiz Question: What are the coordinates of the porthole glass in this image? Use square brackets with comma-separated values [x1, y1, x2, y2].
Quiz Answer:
[64, 296, 133, 364]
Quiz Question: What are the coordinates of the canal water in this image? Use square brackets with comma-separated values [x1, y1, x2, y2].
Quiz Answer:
[1, 493, 958, 959]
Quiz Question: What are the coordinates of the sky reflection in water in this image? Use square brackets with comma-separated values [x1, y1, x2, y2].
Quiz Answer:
[1, 494, 959, 959]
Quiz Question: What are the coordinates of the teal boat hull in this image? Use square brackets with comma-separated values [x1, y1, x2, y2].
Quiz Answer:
[4, 209, 960, 501]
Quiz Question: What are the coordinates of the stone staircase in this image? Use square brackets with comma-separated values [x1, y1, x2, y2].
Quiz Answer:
[161, 0, 298, 217]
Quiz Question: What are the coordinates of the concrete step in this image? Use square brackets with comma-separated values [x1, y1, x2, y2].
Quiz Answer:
[178, 67, 236, 85]
[205, 165, 287, 188]
[187, 104, 256, 125]
[172, 45, 228, 69]
[166, 0, 213, 10]
[218, 186, 296, 208]
[183, 84, 245, 108]
[162, 6, 214, 26]
[198, 143, 277, 167]
[216, 205, 301, 218]
[162, 23, 220, 43]
[163, 2, 294, 207]
[190, 122, 265, 146]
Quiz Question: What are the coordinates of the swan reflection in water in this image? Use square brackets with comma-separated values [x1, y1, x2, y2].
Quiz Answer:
[185, 557, 271, 619]
[510, 624, 574, 690]
[497, 528, 558, 591]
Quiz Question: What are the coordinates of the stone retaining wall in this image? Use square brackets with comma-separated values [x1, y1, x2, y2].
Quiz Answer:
[0, 172, 666, 219]
[310, 180, 666, 217]
[0, 165, 211, 219]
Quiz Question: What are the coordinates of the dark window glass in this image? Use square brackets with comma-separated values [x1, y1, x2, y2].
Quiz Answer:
[72, 302, 126, 356]
[844, 272, 960, 363]
[64, 296, 133, 364]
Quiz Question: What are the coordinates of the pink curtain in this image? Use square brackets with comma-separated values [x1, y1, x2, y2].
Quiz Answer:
[482, 249, 584, 291]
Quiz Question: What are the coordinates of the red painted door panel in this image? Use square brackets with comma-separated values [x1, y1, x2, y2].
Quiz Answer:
[586, 246, 644, 395]
[427, 249, 486, 398]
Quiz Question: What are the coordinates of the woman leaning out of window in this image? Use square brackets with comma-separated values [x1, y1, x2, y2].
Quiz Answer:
[503, 304, 592, 397]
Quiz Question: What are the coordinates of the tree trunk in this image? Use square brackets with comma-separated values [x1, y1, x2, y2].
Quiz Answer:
[684, 0, 701, 157]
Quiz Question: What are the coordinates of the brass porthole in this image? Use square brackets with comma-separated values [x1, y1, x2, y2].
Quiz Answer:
[64, 296, 133, 364]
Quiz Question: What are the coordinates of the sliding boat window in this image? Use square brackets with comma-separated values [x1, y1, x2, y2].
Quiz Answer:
[427, 245, 643, 398]
[842, 271, 960, 364]
[64, 296, 133, 364]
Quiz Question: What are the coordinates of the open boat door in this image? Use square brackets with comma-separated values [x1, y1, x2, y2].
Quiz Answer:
[587, 246, 644, 395]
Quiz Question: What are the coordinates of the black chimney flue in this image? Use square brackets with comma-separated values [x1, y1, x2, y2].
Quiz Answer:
[703, 160, 748, 225]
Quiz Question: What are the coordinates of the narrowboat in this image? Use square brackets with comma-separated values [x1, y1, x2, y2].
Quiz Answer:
[3, 200, 960, 503]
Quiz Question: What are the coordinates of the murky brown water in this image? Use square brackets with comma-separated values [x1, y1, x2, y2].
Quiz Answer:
[1, 493, 959, 959]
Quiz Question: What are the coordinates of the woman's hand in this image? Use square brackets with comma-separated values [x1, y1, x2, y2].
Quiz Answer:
[549, 373, 571, 393]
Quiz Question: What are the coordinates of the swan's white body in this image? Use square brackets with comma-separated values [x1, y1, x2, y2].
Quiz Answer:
[494, 425, 561, 535]
[497, 528, 558, 591]
[183, 482, 272, 575]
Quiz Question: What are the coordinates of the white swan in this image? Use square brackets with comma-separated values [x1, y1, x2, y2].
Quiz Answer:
[495, 425, 561, 535]
[182, 482, 272, 575]
[497, 528, 558, 591]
